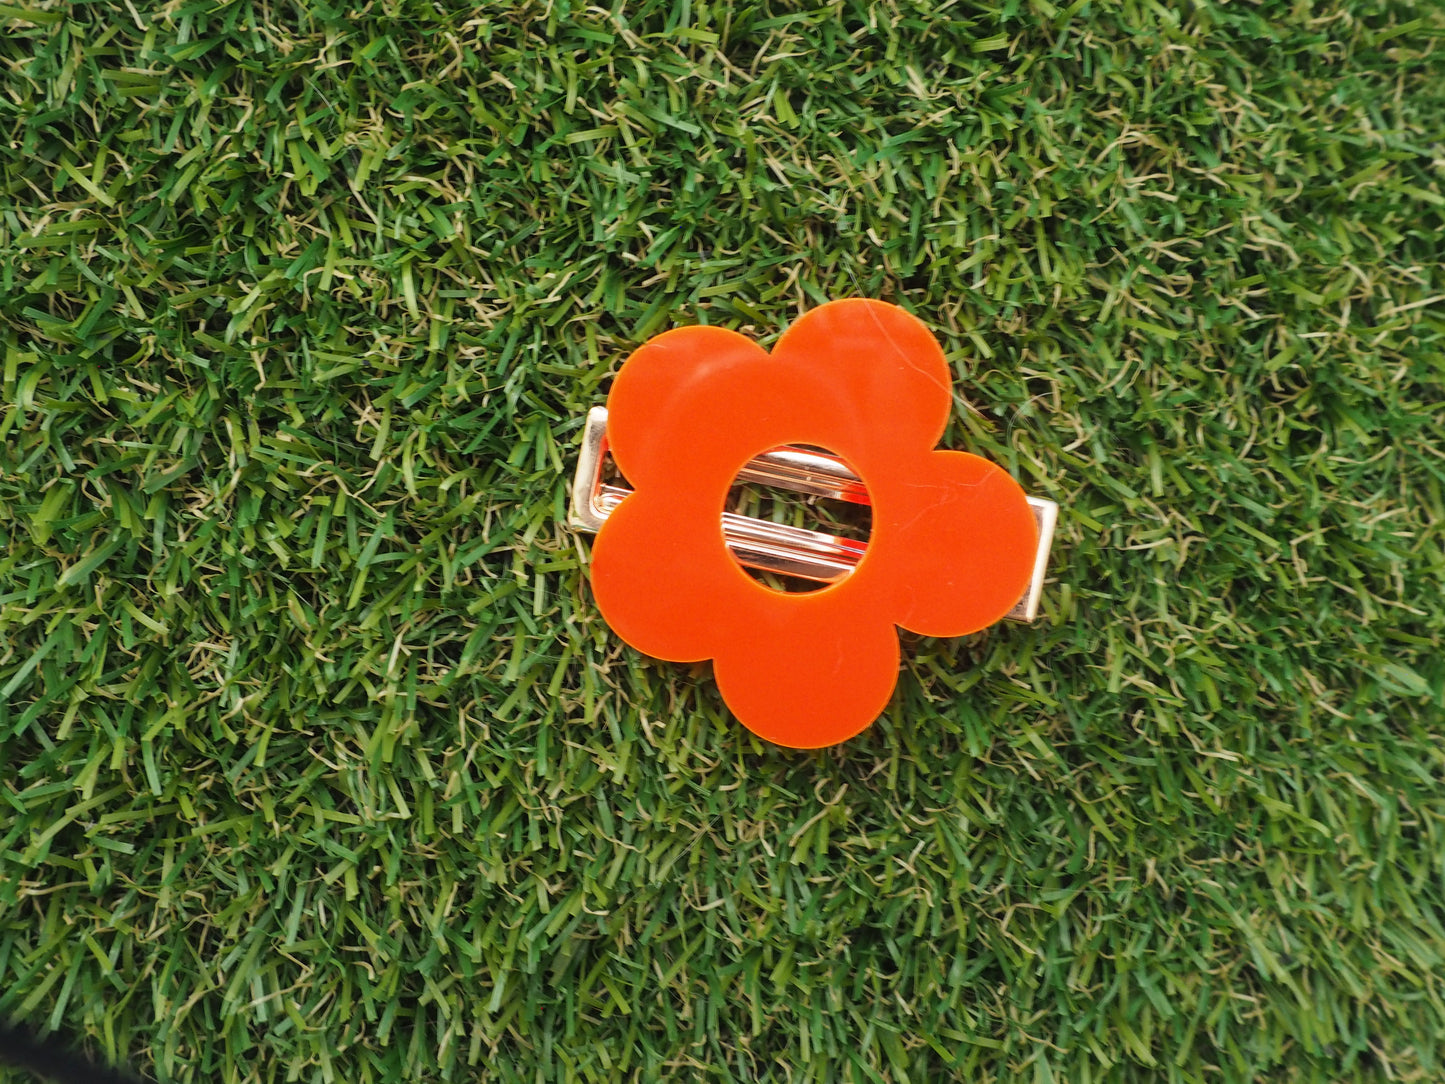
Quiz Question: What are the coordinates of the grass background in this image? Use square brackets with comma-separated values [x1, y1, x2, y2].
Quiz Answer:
[2, 0, 1444, 1081]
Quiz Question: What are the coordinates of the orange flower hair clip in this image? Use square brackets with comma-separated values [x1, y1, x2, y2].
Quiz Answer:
[568, 299, 1057, 749]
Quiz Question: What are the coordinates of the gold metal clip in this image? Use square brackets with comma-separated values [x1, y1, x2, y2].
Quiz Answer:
[569, 407, 1057, 622]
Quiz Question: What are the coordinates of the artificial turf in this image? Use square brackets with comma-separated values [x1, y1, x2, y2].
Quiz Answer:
[2, 1, 1444, 1081]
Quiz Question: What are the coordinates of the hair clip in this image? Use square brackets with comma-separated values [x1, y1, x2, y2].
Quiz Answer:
[568, 299, 1057, 749]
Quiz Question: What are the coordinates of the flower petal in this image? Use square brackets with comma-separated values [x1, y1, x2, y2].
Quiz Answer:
[712, 608, 901, 749]
[770, 299, 953, 458]
[589, 487, 739, 662]
[870, 450, 1038, 638]
[606, 325, 770, 492]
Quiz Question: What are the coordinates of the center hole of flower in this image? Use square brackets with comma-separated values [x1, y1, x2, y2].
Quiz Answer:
[723, 446, 873, 594]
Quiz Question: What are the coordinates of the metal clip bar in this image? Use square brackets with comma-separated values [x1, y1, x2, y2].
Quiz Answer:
[569, 407, 1057, 622]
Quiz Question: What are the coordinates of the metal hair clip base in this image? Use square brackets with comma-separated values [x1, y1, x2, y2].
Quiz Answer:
[570, 407, 1058, 621]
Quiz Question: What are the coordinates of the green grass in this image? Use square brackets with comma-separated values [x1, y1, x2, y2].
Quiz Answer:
[2, 1, 1444, 1081]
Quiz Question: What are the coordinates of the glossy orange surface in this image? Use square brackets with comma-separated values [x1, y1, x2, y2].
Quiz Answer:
[589, 299, 1038, 748]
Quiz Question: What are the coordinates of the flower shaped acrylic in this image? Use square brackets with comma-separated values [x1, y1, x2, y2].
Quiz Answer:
[589, 299, 1039, 748]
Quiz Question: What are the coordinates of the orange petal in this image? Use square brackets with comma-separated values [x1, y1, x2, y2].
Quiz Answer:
[771, 299, 953, 460]
[606, 325, 770, 492]
[872, 450, 1038, 639]
[589, 489, 743, 662]
[713, 607, 901, 749]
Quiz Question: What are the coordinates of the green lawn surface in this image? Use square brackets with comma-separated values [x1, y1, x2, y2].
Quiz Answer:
[2, 1, 1444, 1081]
